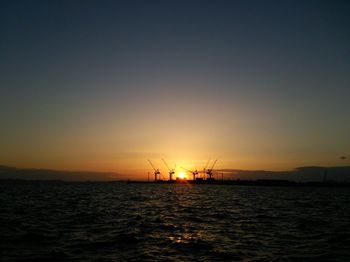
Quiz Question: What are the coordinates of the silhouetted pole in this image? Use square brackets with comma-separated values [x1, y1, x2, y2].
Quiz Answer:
[323, 168, 328, 183]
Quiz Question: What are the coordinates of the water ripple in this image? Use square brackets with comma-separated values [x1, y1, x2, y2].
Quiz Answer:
[0, 182, 350, 261]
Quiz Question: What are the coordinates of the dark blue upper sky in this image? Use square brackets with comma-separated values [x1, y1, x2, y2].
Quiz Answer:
[1, 0, 349, 173]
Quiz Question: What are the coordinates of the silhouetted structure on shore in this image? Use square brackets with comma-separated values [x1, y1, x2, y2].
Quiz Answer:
[127, 178, 350, 187]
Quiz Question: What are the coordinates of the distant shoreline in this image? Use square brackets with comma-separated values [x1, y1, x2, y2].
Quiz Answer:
[126, 179, 350, 187]
[1, 179, 349, 187]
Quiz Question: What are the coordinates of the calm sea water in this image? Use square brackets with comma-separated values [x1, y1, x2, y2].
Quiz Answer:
[1, 182, 350, 261]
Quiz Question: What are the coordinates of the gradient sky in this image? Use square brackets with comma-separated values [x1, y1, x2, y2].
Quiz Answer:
[1, 0, 349, 178]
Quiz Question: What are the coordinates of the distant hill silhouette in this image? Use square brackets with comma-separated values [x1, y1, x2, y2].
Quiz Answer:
[217, 166, 350, 182]
[0, 165, 122, 181]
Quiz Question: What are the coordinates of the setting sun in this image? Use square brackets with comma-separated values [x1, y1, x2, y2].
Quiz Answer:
[178, 172, 186, 179]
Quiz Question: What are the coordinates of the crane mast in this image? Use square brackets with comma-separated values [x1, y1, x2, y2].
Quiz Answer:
[206, 159, 218, 180]
[148, 159, 160, 182]
[181, 166, 198, 180]
[162, 158, 175, 181]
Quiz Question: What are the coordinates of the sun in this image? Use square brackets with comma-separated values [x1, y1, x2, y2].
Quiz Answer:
[178, 172, 186, 179]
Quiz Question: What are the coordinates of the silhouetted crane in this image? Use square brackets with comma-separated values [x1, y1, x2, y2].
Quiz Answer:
[206, 159, 218, 180]
[181, 167, 198, 181]
[199, 158, 210, 179]
[148, 159, 160, 182]
[162, 158, 176, 181]
[203, 159, 210, 179]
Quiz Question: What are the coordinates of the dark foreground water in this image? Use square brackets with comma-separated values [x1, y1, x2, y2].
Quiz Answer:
[1, 182, 350, 261]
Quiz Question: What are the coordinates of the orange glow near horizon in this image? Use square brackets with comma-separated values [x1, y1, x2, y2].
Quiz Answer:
[1, 1, 349, 183]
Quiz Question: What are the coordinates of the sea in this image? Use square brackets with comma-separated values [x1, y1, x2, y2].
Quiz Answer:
[1, 181, 350, 261]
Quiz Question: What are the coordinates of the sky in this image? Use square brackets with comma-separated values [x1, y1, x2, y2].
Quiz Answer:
[1, 0, 349, 179]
